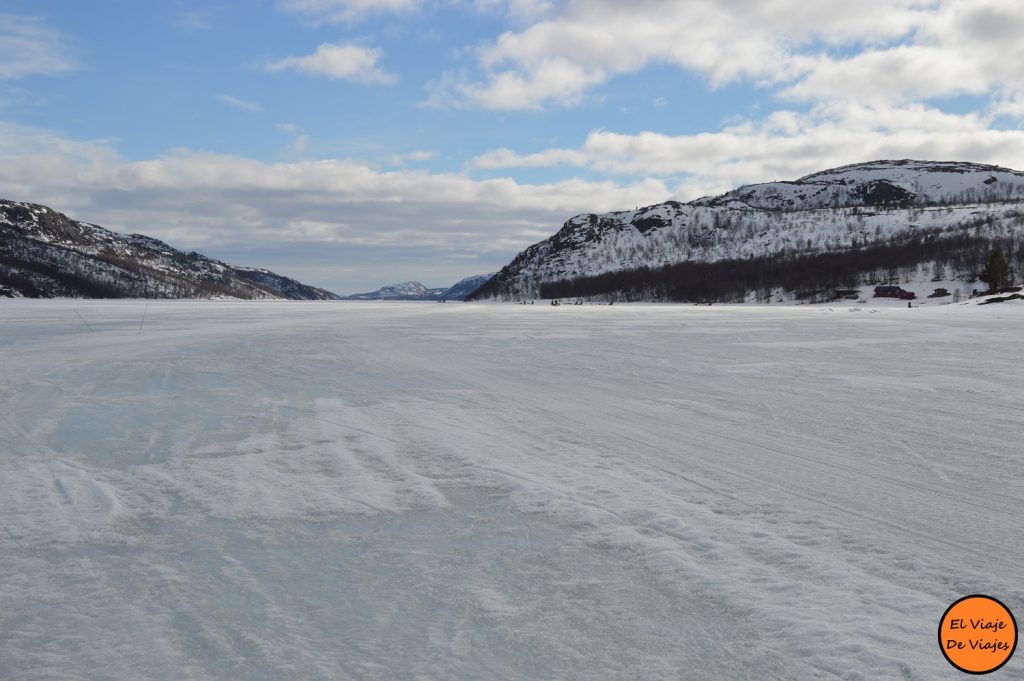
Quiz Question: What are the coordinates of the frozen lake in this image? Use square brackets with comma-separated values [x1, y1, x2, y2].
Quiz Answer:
[1, 300, 1022, 679]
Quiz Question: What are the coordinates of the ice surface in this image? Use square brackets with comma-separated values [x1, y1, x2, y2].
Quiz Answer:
[1, 300, 1022, 679]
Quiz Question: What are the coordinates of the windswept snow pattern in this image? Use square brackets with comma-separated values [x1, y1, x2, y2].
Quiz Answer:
[1, 301, 1022, 679]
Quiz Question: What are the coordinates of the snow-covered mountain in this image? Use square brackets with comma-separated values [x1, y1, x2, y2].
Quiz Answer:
[470, 160, 1024, 302]
[342, 281, 446, 300]
[231, 267, 340, 301]
[0, 199, 340, 299]
[696, 160, 1024, 210]
[441, 273, 496, 300]
[343, 274, 498, 301]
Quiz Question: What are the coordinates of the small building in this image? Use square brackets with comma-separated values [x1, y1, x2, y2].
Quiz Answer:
[874, 285, 916, 300]
[873, 285, 903, 298]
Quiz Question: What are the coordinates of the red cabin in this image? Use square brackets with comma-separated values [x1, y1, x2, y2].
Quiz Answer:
[874, 285, 915, 300]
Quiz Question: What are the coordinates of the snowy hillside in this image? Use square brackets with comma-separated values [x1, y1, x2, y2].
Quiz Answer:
[0, 199, 340, 300]
[442, 272, 496, 300]
[231, 267, 340, 301]
[471, 160, 1024, 302]
[698, 160, 1024, 211]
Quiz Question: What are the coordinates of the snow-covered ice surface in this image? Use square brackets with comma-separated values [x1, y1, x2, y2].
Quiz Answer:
[1, 300, 1022, 680]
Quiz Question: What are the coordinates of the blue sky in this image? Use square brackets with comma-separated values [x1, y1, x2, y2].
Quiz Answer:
[3, 1, 1024, 293]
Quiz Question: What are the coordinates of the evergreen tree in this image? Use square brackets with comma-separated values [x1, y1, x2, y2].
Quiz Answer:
[979, 249, 1012, 293]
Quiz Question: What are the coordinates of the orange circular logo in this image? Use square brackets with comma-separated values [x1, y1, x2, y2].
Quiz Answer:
[939, 595, 1017, 674]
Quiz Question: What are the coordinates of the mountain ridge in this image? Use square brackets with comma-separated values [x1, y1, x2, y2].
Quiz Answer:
[468, 160, 1024, 302]
[342, 273, 495, 301]
[0, 199, 340, 300]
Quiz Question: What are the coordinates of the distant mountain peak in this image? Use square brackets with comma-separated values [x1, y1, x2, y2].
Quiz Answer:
[342, 280, 442, 300]
[341, 274, 498, 301]
[392, 281, 430, 293]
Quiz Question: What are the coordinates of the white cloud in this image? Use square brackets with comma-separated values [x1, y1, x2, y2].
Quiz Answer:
[216, 95, 264, 113]
[433, 0, 1024, 111]
[452, 57, 604, 109]
[472, 0, 556, 22]
[782, 1, 1024, 105]
[471, 146, 586, 169]
[0, 121, 668, 291]
[276, 123, 311, 155]
[267, 42, 397, 84]
[404, 149, 437, 161]
[0, 13, 76, 80]
[470, 102, 1024, 200]
[992, 92, 1024, 120]
[277, 0, 424, 23]
[272, 1, 1024, 113]
[280, 0, 555, 25]
[387, 149, 438, 166]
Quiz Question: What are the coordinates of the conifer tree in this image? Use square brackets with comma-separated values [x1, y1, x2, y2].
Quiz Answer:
[979, 249, 1012, 293]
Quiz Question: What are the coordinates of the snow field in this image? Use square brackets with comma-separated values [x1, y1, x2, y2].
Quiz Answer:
[1, 300, 1022, 679]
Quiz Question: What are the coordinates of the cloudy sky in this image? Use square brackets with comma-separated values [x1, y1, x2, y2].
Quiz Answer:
[3, 0, 1024, 293]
